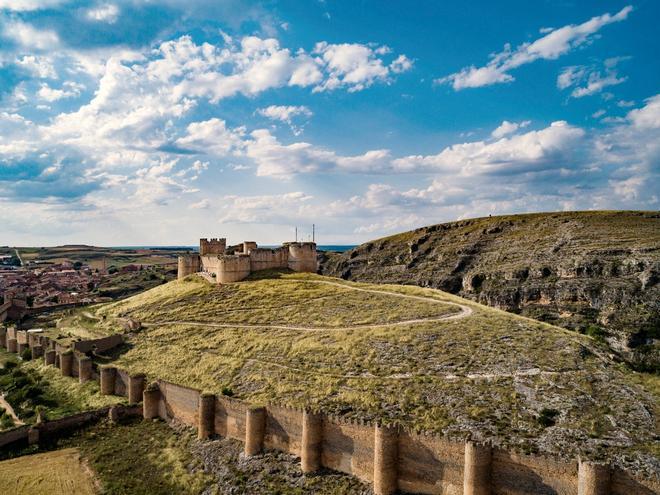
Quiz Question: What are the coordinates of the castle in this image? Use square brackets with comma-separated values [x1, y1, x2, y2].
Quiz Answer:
[177, 238, 317, 283]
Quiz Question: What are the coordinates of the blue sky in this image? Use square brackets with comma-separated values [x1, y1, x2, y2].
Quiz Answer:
[0, 0, 658, 245]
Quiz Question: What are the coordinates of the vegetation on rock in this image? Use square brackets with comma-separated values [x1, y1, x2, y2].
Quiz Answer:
[320, 211, 660, 371]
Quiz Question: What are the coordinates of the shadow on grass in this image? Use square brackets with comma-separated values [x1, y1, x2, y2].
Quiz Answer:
[245, 268, 295, 281]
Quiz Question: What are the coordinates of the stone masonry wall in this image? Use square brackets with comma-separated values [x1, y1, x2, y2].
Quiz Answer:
[146, 381, 660, 495]
[73, 334, 124, 354]
[3, 337, 659, 495]
[177, 239, 318, 282]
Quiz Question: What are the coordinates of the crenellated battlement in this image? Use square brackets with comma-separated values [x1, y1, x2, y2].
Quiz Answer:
[199, 238, 227, 256]
[178, 237, 317, 283]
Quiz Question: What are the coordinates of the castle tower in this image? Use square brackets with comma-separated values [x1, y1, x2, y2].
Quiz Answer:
[286, 242, 318, 273]
[199, 238, 226, 256]
[177, 254, 201, 279]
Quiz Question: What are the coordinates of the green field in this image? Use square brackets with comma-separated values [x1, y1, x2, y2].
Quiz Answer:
[0, 358, 124, 425]
[68, 271, 659, 473]
[16, 245, 187, 269]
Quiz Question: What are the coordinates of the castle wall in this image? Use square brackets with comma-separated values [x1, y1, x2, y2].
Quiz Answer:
[3, 336, 660, 495]
[264, 405, 303, 455]
[216, 396, 248, 440]
[397, 432, 464, 494]
[322, 418, 375, 482]
[114, 368, 129, 397]
[157, 380, 199, 426]
[73, 334, 123, 354]
[491, 448, 577, 494]
[249, 247, 288, 273]
[216, 256, 252, 283]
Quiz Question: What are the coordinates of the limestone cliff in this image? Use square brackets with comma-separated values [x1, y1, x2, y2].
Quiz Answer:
[320, 211, 660, 370]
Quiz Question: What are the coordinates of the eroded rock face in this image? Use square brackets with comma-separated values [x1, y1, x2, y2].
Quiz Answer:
[320, 211, 660, 370]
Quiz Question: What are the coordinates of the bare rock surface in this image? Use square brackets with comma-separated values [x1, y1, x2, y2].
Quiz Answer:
[188, 433, 372, 494]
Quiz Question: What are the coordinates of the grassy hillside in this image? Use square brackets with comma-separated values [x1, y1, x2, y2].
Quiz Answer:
[80, 271, 659, 474]
[320, 211, 660, 370]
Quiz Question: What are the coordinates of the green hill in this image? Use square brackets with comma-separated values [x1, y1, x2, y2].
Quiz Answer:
[320, 211, 660, 371]
[82, 271, 658, 475]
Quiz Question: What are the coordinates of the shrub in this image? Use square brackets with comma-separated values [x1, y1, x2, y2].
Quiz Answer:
[537, 408, 559, 427]
[21, 348, 32, 361]
[221, 387, 234, 397]
[0, 411, 14, 429]
[585, 324, 607, 341]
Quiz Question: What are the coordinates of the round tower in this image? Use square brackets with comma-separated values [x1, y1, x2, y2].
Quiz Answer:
[178, 254, 201, 279]
[287, 243, 317, 273]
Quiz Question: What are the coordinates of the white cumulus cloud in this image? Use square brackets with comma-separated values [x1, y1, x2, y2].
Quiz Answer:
[491, 120, 531, 139]
[437, 6, 632, 90]
[86, 3, 119, 23]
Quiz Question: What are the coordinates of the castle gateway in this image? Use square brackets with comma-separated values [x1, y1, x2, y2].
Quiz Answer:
[178, 238, 317, 283]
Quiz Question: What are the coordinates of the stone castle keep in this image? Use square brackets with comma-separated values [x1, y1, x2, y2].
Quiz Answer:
[178, 238, 318, 283]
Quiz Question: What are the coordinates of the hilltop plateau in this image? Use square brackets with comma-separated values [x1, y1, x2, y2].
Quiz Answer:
[320, 211, 660, 371]
[71, 271, 659, 475]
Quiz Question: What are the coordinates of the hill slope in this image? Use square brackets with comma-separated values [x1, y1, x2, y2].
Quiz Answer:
[87, 272, 658, 475]
[320, 211, 660, 370]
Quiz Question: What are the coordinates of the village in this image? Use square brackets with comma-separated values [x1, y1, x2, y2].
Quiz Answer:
[0, 246, 184, 323]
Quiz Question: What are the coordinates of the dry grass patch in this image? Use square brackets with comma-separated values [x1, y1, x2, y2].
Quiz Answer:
[0, 448, 96, 495]
[97, 273, 460, 328]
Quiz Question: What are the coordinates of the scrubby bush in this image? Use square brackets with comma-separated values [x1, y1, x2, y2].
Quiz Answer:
[537, 408, 559, 427]
[0, 409, 15, 429]
[21, 347, 32, 361]
[0, 363, 53, 422]
[584, 324, 607, 341]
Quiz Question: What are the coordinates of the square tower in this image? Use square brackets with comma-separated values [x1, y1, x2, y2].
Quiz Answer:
[200, 238, 226, 256]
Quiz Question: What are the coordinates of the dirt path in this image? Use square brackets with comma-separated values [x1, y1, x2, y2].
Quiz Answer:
[142, 279, 473, 332]
[82, 311, 101, 321]
[0, 394, 23, 425]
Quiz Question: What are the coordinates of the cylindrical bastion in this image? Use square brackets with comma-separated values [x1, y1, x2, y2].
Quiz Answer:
[301, 410, 323, 473]
[44, 349, 56, 366]
[463, 441, 491, 495]
[128, 373, 145, 404]
[143, 383, 160, 419]
[373, 424, 398, 495]
[100, 366, 117, 395]
[245, 406, 266, 456]
[60, 350, 73, 377]
[578, 460, 610, 495]
[198, 393, 215, 439]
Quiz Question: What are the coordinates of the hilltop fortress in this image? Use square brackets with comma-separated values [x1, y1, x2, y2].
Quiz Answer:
[178, 238, 317, 283]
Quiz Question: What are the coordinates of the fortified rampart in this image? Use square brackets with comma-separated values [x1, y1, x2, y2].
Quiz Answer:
[1, 331, 659, 495]
[177, 238, 317, 283]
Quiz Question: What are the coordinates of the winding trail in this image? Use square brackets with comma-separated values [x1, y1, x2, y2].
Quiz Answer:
[141, 278, 473, 332]
[134, 278, 579, 382]
[0, 394, 23, 425]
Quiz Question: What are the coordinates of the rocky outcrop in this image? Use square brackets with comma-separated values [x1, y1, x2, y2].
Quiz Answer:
[320, 211, 660, 370]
